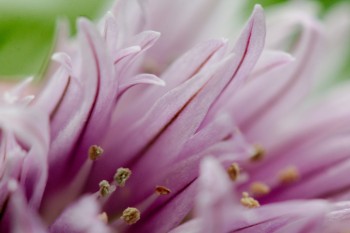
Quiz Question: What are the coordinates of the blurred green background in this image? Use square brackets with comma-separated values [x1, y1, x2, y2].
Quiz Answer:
[0, 0, 348, 80]
[0, 0, 111, 80]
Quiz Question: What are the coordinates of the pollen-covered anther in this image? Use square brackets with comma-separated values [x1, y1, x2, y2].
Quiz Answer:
[89, 145, 104, 161]
[250, 144, 265, 162]
[121, 207, 141, 225]
[155, 186, 171, 195]
[278, 166, 299, 184]
[227, 163, 240, 181]
[99, 180, 111, 197]
[250, 182, 270, 196]
[98, 212, 108, 223]
[114, 168, 132, 187]
[240, 192, 260, 208]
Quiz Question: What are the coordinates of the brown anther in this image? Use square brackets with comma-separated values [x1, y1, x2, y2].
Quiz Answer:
[143, 59, 160, 75]
[89, 145, 104, 161]
[98, 212, 108, 223]
[278, 166, 299, 184]
[227, 163, 240, 181]
[240, 192, 260, 208]
[114, 168, 132, 187]
[155, 186, 171, 195]
[99, 180, 111, 197]
[250, 144, 265, 162]
[121, 207, 140, 225]
[250, 182, 270, 196]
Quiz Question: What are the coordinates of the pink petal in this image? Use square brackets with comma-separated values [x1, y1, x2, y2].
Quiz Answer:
[0, 181, 47, 233]
[50, 196, 112, 233]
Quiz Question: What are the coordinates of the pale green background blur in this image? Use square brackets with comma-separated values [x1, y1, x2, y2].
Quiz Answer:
[0, 0, 347, 80]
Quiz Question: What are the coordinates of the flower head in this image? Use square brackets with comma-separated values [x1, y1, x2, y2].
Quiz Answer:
[1, 0, 350, 233]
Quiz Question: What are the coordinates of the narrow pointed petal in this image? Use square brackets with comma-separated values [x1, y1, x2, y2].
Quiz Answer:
[228, 15, 323, 137]
[112, 38, 227, 132]
[204, 5, 266, 123]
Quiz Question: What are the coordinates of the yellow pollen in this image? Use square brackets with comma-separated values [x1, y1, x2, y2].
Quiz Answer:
[250, 144, 265, 162]
[89, 145, 104, 161]
[250, 182, 270, 196]
[99, 180, 111, 197]
[121, 207, 141, 225]
[98, 212, 108, 223]
[240, 192, 260, 208]
[227, 163, 240, 181]
[155, 186, 171, 195]
[278, 166, 299, 184]
[114, 168, 132, 187]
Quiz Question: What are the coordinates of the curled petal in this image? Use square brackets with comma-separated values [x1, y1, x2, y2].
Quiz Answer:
[118, 74, 165, 97]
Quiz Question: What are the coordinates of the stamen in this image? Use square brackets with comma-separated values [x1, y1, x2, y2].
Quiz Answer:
[240, 192, 260, 208]
[278, 166, 299, 184]
[250, 144, 265, 162]
[99, 180, 111, 197]
[250, 182, 270, 196]
[155, 186, 171, 195]
[227, 163, 240, 181]
[98, 212, 108, 223]
[89, 145, 104, 161]
[121, 207, 141, 225]
[114, 168, 132, 187]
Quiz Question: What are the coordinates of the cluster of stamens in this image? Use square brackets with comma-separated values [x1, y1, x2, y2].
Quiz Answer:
[88, 145, 172, 227]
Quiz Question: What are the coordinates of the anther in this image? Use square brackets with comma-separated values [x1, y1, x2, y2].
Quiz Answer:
[250, 182, 270, 196]
[278, 166, 299, 184]
[155, 186, 171, 195]
[121, 207, 141, 225]
[99, 180, 111, 197]
[250, 144, 265, 162]
[98, 212, 108, 223]
[240, 192, 260, 208]
[114, 168, 132, 187]
[89, 145, 104, 161]
[227, 163, 240, 181]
